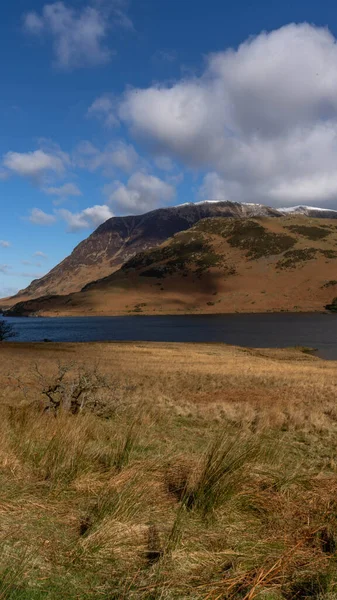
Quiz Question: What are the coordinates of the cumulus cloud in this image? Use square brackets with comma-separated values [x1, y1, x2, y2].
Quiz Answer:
[118, 23, 337, 206]
[44, 182, 82, 203]
[28, 208, 57, 226]
[167, 172, 184, 186]
[23, 1, 133, 70]
[3, 149, 66, 182]
[0, 240, 11, 248]
[198, 172, 229, 201]
[104, 171, 175, 213]
[58, 204, 114, 231]
[74, 140, 138, 174]
[87, 94, 119, 127]
[24, 11, 44, 34]
[154, 156, 175, 171]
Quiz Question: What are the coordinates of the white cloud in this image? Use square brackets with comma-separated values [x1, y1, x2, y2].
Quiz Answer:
[24, 2, 109, 69]
[3, 149, 66, 180]
[74, 140, 138, 174]
[23, 1, 133, 70]
[33, 251, 48, 259]
[167, 172, 184, 186]
[24, 11, 44, 34]
[104, 171, 175, 213]
[87, 94, 119, 127]
[44, 182, 82, 200]
[28, 208, 57, 226]
[118, 23, 337, 206]
[154, 156, 175, 171]
[198, 172, 229, 201]
[0, 240, 10, 248]
[59, 204, 114, 231]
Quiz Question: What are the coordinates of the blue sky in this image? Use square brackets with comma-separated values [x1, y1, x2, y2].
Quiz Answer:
[3, 0, 337, 296]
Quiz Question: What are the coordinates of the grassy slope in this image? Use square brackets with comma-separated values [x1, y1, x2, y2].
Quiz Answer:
[1, 342, 337, 597]
[7, 215, 337, 316]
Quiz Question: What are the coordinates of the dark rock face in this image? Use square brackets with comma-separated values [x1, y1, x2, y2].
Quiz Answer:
[10, 202, 282, 301]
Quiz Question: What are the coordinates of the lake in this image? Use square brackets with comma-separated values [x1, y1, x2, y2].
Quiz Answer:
[3, 313, 337, 360]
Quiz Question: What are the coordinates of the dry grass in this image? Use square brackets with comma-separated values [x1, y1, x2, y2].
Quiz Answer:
[0, 342, 337, 597]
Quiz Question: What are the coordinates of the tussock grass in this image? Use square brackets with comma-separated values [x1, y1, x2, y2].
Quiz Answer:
[0, 342, 337, 597]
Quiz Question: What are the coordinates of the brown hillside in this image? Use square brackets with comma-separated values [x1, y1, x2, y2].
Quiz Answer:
[2, 201, 282, 307]
[7, 215, 337, 317]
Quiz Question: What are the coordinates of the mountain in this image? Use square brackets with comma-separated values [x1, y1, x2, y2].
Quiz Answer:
[279, 205, 337, 218]
[3, 201, 337, 310]
[2, 201, 282, 305]
[7, 215, 337, 317]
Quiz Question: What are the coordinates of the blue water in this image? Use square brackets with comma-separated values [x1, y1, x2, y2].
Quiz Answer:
[3, 313, 337, 360]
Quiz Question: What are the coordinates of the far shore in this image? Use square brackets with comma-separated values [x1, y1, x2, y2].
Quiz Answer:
[1, 307, 333, 318]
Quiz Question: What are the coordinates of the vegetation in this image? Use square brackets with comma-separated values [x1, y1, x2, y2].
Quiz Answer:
[321, 249, 337, 259]
[322, 280, 337, 288]
[277, 248, 337, 270]
[0, 342, 337, 598]
[0, 319, 17, 341]
[285, 224, 330, 240]
[276, 248, 318, 269]
[196, 218, 296, 259]
[325, 297, 337, 312]
[123, 231, 224, 278]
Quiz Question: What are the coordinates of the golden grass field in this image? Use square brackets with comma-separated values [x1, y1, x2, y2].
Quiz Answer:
[1, 341, 337, 598]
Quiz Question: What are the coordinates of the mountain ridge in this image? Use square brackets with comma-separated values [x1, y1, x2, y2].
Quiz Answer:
[3, 201, 337, 308]
[6, 214, 337, 317]
[3, 201, 281, 304]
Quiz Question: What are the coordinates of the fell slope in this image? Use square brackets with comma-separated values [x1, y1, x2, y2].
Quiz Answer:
[8, 215, 337, 316]
[3, 201, 281, 306]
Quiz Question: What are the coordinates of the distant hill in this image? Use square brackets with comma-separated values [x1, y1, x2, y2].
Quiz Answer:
[3, 201, 285, 306]
[7, 215, 337, 317]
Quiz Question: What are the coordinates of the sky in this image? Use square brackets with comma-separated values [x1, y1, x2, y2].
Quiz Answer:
[3, 0, 337, 295]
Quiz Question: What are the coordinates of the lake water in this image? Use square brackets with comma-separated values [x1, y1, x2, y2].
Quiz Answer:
[3, 313, 337, 360]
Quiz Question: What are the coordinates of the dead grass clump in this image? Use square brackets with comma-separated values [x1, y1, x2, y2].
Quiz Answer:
[1, 343, 337, 597]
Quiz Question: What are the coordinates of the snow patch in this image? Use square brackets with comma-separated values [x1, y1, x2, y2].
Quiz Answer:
[279, 205, 337, 213]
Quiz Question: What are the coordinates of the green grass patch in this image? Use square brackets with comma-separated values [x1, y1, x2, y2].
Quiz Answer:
[285, 224, 330, 240]
[196, 218, 296, 259]
[276, 248, 318, 269]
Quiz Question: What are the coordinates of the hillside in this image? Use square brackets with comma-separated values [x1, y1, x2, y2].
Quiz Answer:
[7, 215, 337, 317]
[2, 201, 282, 306]
[3, 202, 337, 309]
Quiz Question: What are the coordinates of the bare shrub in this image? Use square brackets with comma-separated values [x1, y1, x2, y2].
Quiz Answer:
[0, 319, 17, 342]
[33, 362, 109, 415]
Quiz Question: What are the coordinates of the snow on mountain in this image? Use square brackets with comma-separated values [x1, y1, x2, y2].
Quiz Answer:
[279, 205, 337, 214]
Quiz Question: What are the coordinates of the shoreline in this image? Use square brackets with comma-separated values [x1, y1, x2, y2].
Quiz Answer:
[3, 309, 333, 319]
[1, 339, 322, 361]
